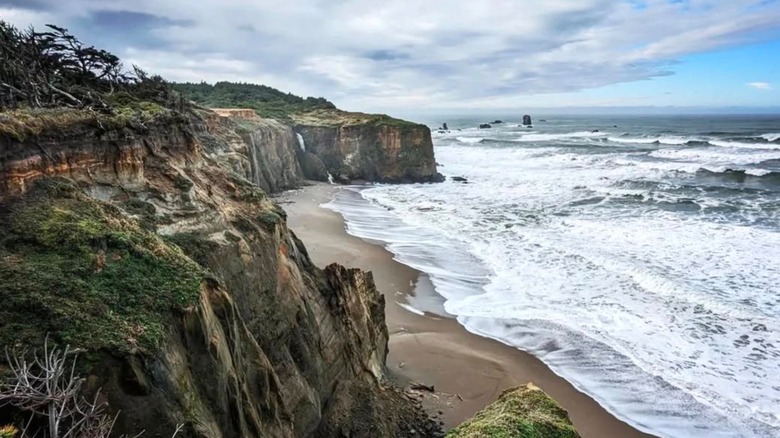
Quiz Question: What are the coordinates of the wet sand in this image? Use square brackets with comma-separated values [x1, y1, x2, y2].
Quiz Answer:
[281, 182, 656, 438]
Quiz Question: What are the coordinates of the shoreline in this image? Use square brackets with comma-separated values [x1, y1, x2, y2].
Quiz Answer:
[281, 182, 657, 438]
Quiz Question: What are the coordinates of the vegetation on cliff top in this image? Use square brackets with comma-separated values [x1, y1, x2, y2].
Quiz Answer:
[0, 21, 180, 113]
[0, 179, 206, 355]
[172, 81, 335, 121]
[0, 20, 187, 140]
[447, 384, 581, 438]
[291, 108, 423, 128]
[173, 82, 423, 127]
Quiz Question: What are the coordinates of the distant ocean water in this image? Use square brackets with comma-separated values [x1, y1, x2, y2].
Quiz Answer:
[324, 115, 780, 438]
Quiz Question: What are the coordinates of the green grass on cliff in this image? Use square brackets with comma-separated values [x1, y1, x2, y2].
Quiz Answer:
[172, 81, 335, 121]
[291, 109, 422, 128]
[0, 98, 170, 142]
[0, 179, 206, 355]
[446, 384, 581, 438]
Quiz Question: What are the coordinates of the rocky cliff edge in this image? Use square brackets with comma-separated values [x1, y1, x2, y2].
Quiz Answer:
[0, 108, 439, 437]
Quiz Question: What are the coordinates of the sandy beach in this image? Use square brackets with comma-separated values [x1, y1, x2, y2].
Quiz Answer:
[281, 182, 656, 438]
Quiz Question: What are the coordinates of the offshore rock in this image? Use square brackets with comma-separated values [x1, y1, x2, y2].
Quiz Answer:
[522, 115, 533, 126]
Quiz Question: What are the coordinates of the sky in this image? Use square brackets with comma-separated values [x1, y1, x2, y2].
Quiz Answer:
[1, 0, 779, 114]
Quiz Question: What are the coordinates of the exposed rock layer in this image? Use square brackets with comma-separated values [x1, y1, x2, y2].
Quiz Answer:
[0, 109, 439, 437]
[293, 111, 443, 183]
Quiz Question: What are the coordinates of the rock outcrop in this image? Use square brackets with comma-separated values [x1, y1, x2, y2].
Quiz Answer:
[201, 109, 304, 193]
[447, 384, 581, 438]
[522, 115, 533, 126]
[0, 109, 439, 437]
[293, 110, 443, 183]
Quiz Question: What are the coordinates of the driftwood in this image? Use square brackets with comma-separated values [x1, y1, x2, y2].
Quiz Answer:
[409, 382, 435, 392]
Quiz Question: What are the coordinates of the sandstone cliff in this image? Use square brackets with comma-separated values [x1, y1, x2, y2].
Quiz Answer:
[293, 110, 443, 183]
[0, 109, 438, 437]
[198, 109, 305, 193]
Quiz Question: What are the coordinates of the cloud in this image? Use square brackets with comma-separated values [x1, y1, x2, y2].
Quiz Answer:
[747, 82, 772, 90]
[1, 0, 779, 110]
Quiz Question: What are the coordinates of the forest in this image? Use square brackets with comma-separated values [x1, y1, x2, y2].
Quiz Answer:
[172, 81, 336, 119]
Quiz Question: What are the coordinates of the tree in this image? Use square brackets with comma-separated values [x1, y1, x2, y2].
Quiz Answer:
[0, 338, 182, 438]
[0, 21, 177, 112]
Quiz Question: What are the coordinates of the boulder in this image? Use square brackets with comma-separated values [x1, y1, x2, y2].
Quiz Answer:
[479, 123, 492, 129]
[447, 383, 581, 438]
[522, 115, 532, 126]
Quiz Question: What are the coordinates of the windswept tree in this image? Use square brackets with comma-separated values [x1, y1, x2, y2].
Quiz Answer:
[0, 21, 179, 112]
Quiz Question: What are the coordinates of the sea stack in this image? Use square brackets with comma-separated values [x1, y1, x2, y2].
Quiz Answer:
[522, 114, 533, 126]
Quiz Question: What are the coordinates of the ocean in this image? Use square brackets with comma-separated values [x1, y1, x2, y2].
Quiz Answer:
[323, 115, 780, 438]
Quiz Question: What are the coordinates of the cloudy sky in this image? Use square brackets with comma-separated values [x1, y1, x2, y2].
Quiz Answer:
[2, 0, 779, 113]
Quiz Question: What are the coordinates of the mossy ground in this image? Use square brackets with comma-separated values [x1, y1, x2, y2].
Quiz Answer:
[291, 109, 422, 128]
[0, 99, 169, 142]
[447, 385, 580, 438]
[0, 179, 205, 355]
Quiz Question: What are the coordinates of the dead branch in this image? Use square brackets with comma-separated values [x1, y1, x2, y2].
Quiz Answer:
[0, 337, 182, 438]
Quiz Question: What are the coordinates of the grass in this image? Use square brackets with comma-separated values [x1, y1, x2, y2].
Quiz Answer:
[446, 384, 580, 438]
[0, 178, 206, 355]
[0, 99, 171, 142]
[0, 425, 18, 438]
[291, 109, 423, 128]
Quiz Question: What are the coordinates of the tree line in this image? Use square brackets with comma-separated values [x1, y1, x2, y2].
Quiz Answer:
[172, 82, 336, 119]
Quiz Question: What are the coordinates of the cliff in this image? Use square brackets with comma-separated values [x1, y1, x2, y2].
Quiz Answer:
[198, 109, 305, 193]
[174, 81, 443, 185]
[0, 109, 439, 437]
[447, 384, 581, 438]
[293, 110, 443, 183]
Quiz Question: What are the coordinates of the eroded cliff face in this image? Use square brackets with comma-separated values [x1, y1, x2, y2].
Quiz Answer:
[0, 110, 439, 437]
[197, 110, 304, 193]
[293, 110, 443, 183]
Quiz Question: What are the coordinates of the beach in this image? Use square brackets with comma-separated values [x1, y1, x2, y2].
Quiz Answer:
[281, 182, 656, 438]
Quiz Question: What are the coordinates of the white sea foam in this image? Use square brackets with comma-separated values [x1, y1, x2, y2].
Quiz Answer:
[326, 119, 780, 438]
[608, 135, 694, 145]
[613, 156, 776, 177]
[456, 136, 484, 144]
[762, 133, 780, 142]
[710, 139, 780, 150]
[396, 302, 426, 316]
[648, 148, 780, 166]
[512, 131, 609, 142]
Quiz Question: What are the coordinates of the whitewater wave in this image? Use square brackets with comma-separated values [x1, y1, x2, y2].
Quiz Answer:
[511, 131, 609, 142]
[456, 136, 485, 144]
[710, 139, 780, 150]
[608, 136, 694, 145]
[612, 158, 777, 178]
[606, 136, 780, 150]
[326, 184, 780, 438]
[455, 131, 780, 150]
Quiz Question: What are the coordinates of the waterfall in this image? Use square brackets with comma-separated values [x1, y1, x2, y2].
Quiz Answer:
[327, 172, 335, 185]
[296, 133, 306, 152]
[247, 133, 263, 187]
